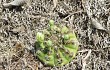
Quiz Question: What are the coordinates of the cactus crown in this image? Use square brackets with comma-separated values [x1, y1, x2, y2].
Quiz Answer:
[36, 20, 79, 66]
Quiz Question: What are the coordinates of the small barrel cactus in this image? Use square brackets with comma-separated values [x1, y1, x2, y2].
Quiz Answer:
[36, 20, 79, 66]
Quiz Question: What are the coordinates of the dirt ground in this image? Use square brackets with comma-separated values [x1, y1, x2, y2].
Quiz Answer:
[0, 0, 110, 70]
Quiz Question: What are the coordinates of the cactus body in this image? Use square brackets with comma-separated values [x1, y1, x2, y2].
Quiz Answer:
[36, 20, 79, 66]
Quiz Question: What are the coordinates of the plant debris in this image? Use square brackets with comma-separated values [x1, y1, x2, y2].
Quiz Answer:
[0, 0, 110, 70]
[2, 0, 31, 8]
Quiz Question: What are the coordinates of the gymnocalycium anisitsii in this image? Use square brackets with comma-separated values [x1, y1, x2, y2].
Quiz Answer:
[36, 20, 79, 66]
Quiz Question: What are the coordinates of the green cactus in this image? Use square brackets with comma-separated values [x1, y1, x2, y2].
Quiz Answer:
[36, 20, 79, 66]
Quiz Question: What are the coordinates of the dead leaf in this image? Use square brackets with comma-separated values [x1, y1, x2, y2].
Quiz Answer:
[91, 18, 106, 31]
[15, 43, 24, 52]
[12, 25, 25, 33]
[3, 0, 31, 8]
[14, 43, 25, 57]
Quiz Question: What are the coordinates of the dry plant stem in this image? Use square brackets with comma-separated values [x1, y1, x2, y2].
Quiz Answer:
[82, 50, 91, 70]
[102, 46, 110, 49]
[62, 10, 84, 21]
[27, 64, 35, 70]
[12, 58, 21, 70]
[78, 49, 90, 53]
[0, 0, 1, 4]
[22, 58, 34, 70]
[22, 57, 35, 70]
[22, 58, 27, 69]
[78, 49, 105, 53]
[36, 64, 38, 70]
[53, 0, 58, 10]
[81, 0, 86, 10]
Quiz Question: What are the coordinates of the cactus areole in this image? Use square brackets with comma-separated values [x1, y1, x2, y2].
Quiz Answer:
[36, 20, 79, 66]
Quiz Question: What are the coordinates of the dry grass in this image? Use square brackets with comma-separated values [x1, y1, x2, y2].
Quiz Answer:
[0, 0, 110, 70]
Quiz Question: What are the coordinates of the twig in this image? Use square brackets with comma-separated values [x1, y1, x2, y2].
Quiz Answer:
[82, 50, 91, 70]
[78, 49, 89, 53]
[62, 10, 84, 21]
[52, 0, 58, 11]
[27, 64, 35, 70]
[12, 58, 21, 70]
[102, 46, 110, 49]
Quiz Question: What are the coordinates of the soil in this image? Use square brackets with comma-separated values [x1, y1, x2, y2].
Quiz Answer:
[0, 0, 110, 70]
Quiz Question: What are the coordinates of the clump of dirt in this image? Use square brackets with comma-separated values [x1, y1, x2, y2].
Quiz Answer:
[0, 0, 110, 70]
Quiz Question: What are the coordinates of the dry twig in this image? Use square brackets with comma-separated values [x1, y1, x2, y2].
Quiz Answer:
[53, 0, 58, 9]
[62, 10, 84, 21]
[82, 50, 91, 70]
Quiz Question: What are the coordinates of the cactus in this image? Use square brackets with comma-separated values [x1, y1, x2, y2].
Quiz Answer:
[36, 20, 79, 66]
